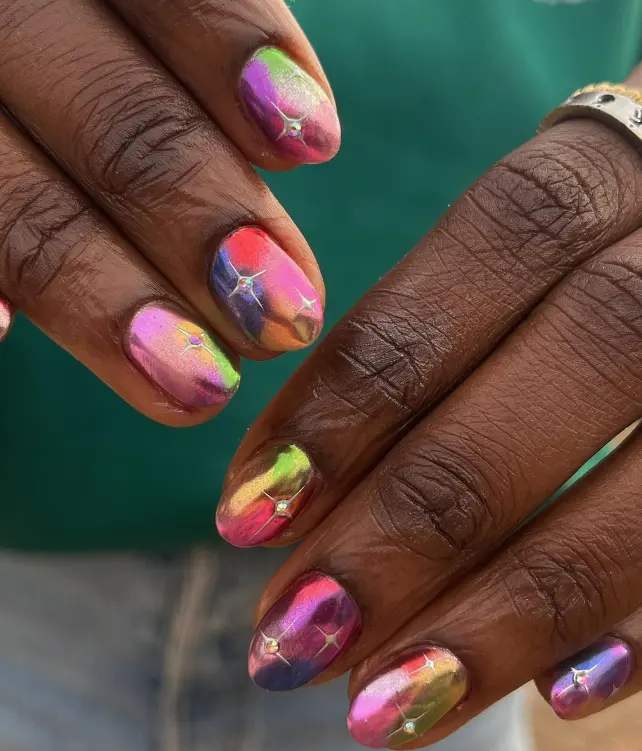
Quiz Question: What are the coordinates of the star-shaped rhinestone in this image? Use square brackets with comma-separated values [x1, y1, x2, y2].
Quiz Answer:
[248, 484, 309, 541]
[273, 103, 309, 144]
[410, 654, 437, 676]
[386, 704, 432, 743]
[175, 326, 217, 357]
[228, 260, 266, 308]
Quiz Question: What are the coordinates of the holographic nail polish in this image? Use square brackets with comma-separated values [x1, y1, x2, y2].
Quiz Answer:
[217, 444, 319, 547]
[549, 636, 634, 720]
[240, 47, 341, 164]
[211, 228, 323, 352]
[0, 299, 12, 342]
[126, 303, 240, 409]
[347, 647, 469, 749]
[248, 572, 361, 691]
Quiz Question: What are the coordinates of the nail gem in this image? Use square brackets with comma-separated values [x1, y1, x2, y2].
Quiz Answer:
[347, 647, 469, 748]
[126, 303, 240, 408]
[217, 444, 319, 547]
[549, 636, 634, 720]
[211, 228, 323, 351]
[0, 299, 12, 342]
[248, 572, 361, 691]
[240, 47, 341, 164]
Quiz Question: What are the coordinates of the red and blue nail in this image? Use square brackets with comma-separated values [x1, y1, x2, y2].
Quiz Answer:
[240, 47, 341, 164]
[211, 228, 323, 352]
[348, 647, 469, 748]
[549, 636, 634, 720]
[248, 572, 361, 691]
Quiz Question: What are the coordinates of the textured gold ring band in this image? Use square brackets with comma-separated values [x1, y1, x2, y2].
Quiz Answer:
[538, 82, 642, 148]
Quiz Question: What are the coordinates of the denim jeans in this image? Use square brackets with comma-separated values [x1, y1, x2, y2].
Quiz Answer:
[0, 547, 532, 751]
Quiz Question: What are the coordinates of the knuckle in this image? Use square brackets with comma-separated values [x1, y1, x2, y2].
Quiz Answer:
[0, 173, 93, 304]
[370, 442, 498, 564]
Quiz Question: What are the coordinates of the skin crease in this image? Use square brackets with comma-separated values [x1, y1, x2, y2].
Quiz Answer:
[0, 0, 333, 424]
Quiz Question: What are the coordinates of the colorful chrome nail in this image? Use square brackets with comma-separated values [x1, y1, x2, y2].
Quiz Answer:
[248, 572, 361, 691]
[240, 47, 341, 164]
[211, 228, 323, 351]
[549, 636, 634, 720]
[126, 303, 240, 409]
[348, 647, 469, 749]
[0, 299, 12, 342]
[217, 444, 319, 547]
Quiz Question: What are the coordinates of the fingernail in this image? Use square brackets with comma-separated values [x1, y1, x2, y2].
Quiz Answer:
[126, 303, 240, 409]
[211, 228, 323, 352]
[348, 647, 469, 749]
[240, 47, 341, 164]
[0, 299, 12, 342]
[549, 636, 634, 720]
[217, 444, 320, 547]
[248, 572, 361, 691]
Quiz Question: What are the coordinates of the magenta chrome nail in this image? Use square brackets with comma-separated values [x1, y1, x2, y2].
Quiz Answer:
[348, 647, 469, 748]
[240, 47, 341, 164]
[549, 636, 634, 720]
[126, 303, 240, 409]
[248, 572, 361, 691]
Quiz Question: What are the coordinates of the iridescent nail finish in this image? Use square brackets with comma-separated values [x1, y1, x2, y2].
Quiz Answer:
[347, 647, 469, 749]
[0, 299, 12, 342]
[126, 304, 240, 409]
[240, 47, 341, 164]
[549, 636, 634, 720]
[248, 572, 361, 691]
[217, 444, 319, 547]
[211, 228, 323, 352]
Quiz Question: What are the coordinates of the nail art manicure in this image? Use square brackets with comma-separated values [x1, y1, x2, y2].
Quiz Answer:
[217, 444, 319, 547]
[348, 647, 469, 749]
[240, 47, 341, 164]
[248, 572, 361, 691]
[0, 299, 12, 342]
[126, 303, 240, 408]
[549, 636, 634, 720]
[211, 228, 323, 352]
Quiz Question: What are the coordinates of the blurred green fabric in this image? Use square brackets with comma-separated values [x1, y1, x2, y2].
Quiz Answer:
[1, 0, 641, 550]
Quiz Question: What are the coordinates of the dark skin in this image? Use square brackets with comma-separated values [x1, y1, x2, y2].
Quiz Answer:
[221, 64, 642, 745]
[0, 0, 332, 424]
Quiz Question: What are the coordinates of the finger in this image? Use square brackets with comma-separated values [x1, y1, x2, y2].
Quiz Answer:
[246, 228, 642, 690]
[0, 109, 239, 425]
[0, 0, 324, 358]
[346, 428, 642, 749]
[106, 0, 340, 169]
[217, 65, 642, 546]
[0, 299, 13, 342]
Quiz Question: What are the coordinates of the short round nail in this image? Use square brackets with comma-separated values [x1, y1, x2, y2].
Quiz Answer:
[125, 303, 240, 409]
[248, 572, 361, 691]
[210, 228, 323, 352]
[217, 444, 320, 547]
[549, 636, 634, 720]
[347, 647, 469, 749]
[240, 47, 341, 164]
[0, 299, 12, 342]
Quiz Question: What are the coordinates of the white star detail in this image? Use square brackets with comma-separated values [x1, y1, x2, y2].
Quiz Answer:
[385, 704, 433, 742]
[228, 261, 266, 309]
[410, 654, 437, 677]
[260, 618, 299, 667]
[248, 484, 309, 542]
[312, 625, 343, 660]
[175, 326, 217, 358]
[295, 288, 317, 317]
[273, 103, 309, 144]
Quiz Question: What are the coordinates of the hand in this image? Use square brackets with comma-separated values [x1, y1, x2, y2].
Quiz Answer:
[217, 64, 642, 745]
[0, 0, 338, 425]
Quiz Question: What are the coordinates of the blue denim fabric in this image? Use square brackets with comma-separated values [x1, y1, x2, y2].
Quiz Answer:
[0, 549, 532, 751]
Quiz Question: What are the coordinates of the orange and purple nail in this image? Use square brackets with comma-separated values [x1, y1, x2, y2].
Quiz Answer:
[348, 647, 469, 749]
[217, 444, 319, 547]
[0, 299, 12, 342]
[240, 47, 341, 164]
[126, 303, 240, 409]
[248, 572, 361, 691]
[549, 636, 634, 720]
[211, 228, 323, 352]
